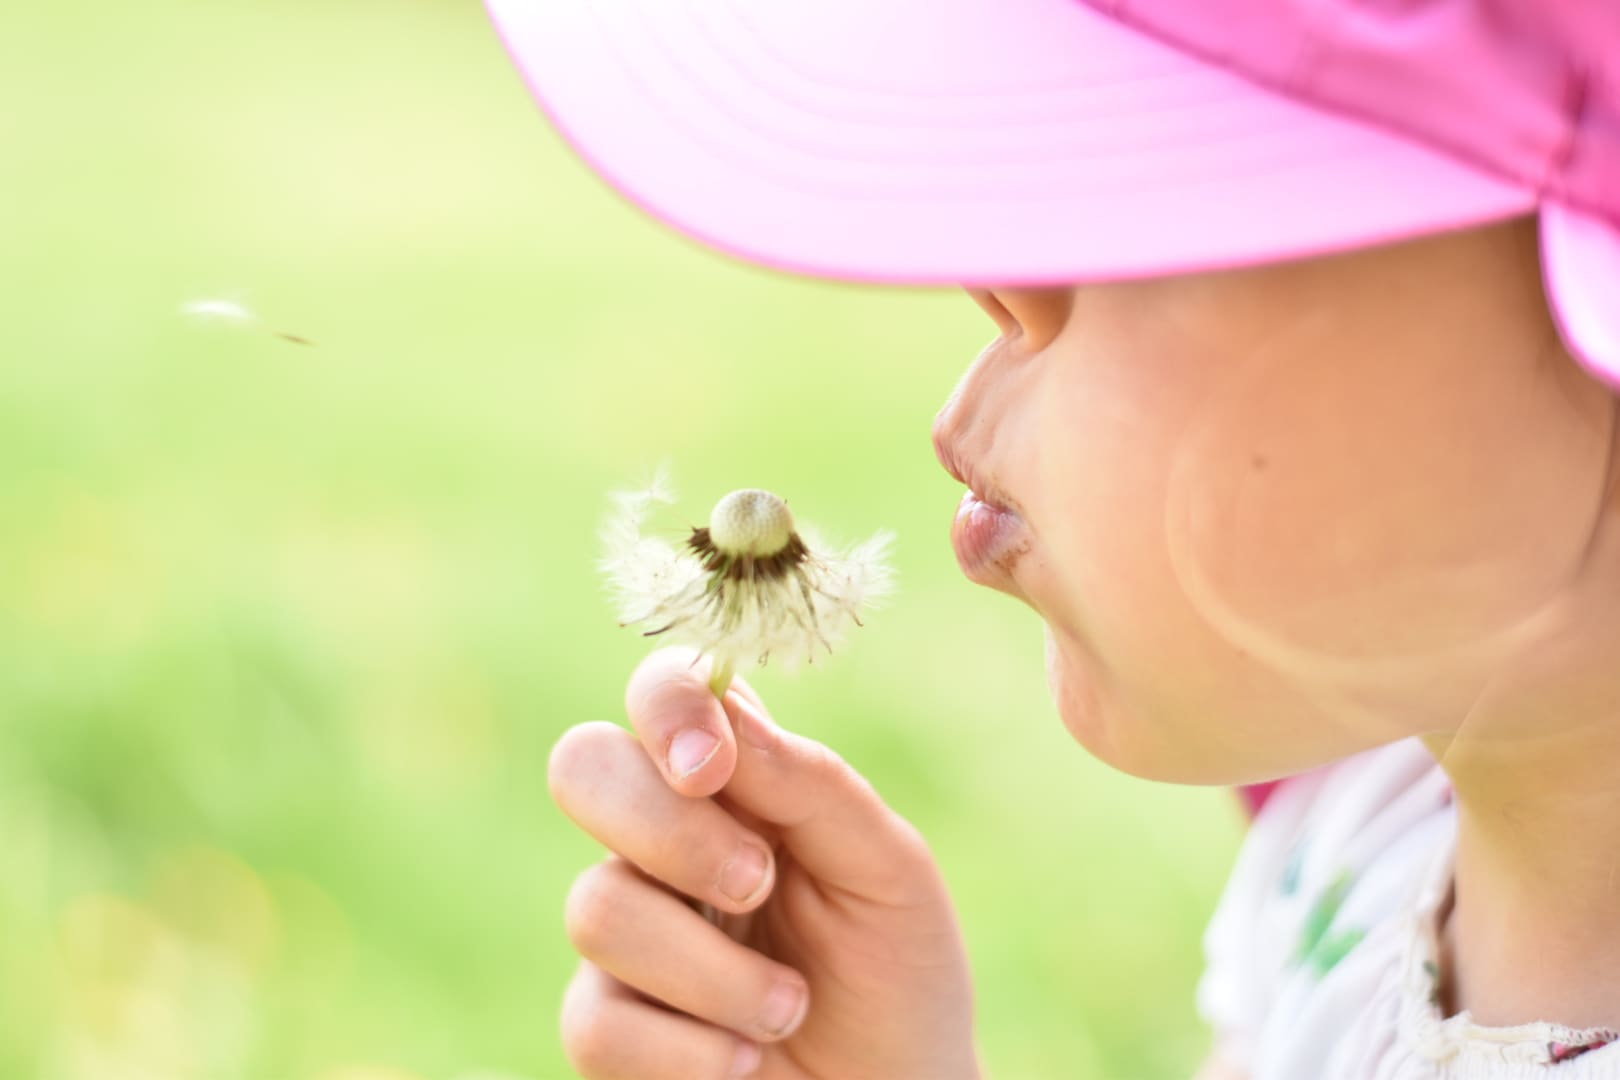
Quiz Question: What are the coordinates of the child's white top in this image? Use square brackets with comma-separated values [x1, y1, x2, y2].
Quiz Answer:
[1197, 736, 1620, 1078]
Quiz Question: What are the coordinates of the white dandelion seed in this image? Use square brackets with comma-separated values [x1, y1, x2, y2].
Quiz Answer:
[180, 296, 314, 345]
[601, 470, 894, 696]
[181, 298, 259, 325]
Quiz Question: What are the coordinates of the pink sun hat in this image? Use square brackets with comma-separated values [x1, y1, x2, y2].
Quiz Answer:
[485, 0, 1620, 390]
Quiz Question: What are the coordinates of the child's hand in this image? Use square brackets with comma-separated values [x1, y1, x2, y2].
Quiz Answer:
[551, 647, 980, 1080]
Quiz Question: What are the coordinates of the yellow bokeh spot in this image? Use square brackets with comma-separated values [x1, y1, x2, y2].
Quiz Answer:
[147, 847, 280, 974]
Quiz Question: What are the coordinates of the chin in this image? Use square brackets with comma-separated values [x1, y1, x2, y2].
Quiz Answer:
[1044, 626, 1136, 771]
[1044, 625, 1245, 786]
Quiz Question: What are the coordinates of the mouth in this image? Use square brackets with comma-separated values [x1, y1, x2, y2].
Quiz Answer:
[951, 489, 1030, 590]
[932, 427, 1031, 594]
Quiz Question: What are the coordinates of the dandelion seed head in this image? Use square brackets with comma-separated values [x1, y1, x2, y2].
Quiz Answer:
[708, 489, 794, 557]
[600, 474, 893, 677]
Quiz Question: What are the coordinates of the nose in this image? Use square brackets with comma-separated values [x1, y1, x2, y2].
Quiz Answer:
[965, 288, 1018, 337]
[962, 286, 1075, 350]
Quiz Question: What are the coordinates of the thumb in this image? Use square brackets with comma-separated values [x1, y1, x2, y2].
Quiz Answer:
[715, 688, 938, 905]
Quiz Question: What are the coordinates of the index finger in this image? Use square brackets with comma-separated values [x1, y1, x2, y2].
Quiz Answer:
[628, 649, 938, 902]
[625, 648, 754, 798]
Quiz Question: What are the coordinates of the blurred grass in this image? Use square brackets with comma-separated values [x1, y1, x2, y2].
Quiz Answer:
[0, 1, 1246, 1077]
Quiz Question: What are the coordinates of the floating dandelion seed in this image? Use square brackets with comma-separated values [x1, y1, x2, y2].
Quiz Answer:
[180, 297, 314, 345]
[602, 471, 894, 697]
[181, 298, 257, 325]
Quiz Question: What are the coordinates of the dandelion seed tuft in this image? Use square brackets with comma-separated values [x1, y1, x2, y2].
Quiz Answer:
[181, 298, 259, 325]
[600, 472, 893, 697]
[180, 296, 314, 346]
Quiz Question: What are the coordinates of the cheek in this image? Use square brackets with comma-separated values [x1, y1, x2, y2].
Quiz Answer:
[1021, 321, 1607, 767]
[1162, 332, 1608, 693]
[1026, 368, 1280, 770]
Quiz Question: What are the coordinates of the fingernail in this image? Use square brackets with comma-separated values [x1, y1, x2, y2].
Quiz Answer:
[729, 1039, 761, 1078]
[718, 844, 769, 904]
[758, 979, 808, 1038]
[668, 729, 719, 779]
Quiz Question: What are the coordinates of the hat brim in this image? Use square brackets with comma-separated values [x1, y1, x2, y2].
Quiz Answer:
[486, 0, 1534, 281]
[486, 0, 1620, 385]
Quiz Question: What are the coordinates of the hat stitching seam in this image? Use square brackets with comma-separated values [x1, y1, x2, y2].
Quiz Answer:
[617, 0, 1392, 194]
[1544, 67, 1591, 192]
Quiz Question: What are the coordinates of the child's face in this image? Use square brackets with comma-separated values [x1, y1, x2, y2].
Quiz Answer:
[936, 217, 1618, 784]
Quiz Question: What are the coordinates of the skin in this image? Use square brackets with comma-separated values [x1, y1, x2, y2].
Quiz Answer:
[551, 214, 1620, 1077]
[552, 654, 978, 1080]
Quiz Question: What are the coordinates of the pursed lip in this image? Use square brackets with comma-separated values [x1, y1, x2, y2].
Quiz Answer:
[931, 409, 1031, 593]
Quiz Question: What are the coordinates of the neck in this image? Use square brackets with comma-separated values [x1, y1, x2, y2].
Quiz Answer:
[1421, 663, 1620, 1030]
[1418, 459, 1620, 1030]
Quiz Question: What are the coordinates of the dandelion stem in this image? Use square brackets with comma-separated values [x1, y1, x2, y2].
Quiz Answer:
[707, 657, 735, 699]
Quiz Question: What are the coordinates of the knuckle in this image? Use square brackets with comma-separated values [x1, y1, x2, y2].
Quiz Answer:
[650, 811, 729, 885]
[559, 973, 617, 1076]
[890, 814, 939, 874]
[548, 721, 625, 806]
[878, 815, 947, 904]
[801, 738, 852, 784]
[560, 1013, 618, 1078]
[807, 740, 882, 808]
[564, 862, 629, 955]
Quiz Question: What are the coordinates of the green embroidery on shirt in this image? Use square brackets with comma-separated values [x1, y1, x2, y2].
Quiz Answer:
[1306, 926, 1367, 976]
[1280, 838, 1306, 896]
[1295, 868, 1350, 957]
[1293, 868, 1365, 975]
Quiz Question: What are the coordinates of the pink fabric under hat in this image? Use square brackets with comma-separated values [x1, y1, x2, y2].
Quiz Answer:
[485, 0, 1620, 390]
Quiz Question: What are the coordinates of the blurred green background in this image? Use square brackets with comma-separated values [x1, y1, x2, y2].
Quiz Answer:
[1, 1, 1248, 1077]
